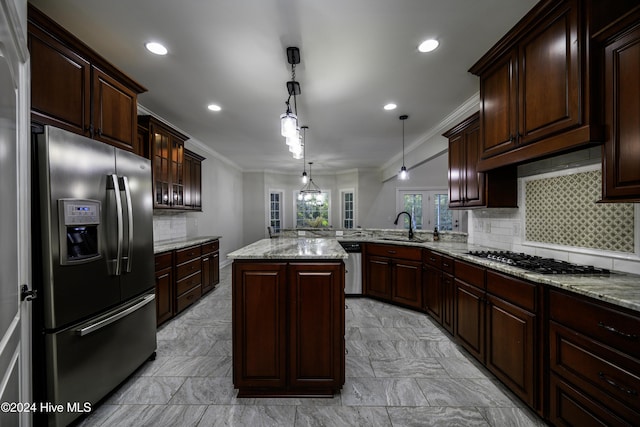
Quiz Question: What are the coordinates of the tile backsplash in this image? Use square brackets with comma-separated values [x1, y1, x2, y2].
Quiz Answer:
[153, 213, 187, 242]
[525, 169, 635, 253]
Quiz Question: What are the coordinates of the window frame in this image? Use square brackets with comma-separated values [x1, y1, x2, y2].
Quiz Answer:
[267, 189, 285, 234]
[293, 189, 332, 228]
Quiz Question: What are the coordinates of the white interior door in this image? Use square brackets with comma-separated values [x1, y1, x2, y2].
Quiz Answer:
[0, 1, 31, 426]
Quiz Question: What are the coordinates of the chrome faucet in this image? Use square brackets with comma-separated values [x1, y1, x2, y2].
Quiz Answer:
[393, 211, 414, 240]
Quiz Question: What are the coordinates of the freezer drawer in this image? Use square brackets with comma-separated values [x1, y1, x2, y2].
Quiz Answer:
[44, 293, 156, 427]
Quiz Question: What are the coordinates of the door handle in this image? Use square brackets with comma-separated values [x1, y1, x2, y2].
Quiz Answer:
[20, 285, 37, 302]
[119, 176, 134, 273]
[75, 294, 155, 336]
[107, 174, 124, 275]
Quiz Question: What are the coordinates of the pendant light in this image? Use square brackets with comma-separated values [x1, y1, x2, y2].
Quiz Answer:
[280, 47, 301, 139]
[398, 114, 409, 180]
[299, 161, 322, 202]
[301, 126, 309, 183]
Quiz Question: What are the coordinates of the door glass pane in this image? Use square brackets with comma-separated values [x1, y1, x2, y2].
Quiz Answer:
[434, 193, 453, 231]
[402, 194, 422, 230]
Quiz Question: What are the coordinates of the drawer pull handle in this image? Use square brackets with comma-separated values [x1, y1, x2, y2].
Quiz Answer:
[598, 322, 639, 341]
[429, 257, 436, 262]
[598, 372, 638, 396]
[388, 250, 396, 254]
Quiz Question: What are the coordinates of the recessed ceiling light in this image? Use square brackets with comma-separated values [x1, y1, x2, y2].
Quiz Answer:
[145, 42, 168, 55]
[383, 103, 397, 111]
[418, 39, 439, 53]
[207, 104, 221, 112]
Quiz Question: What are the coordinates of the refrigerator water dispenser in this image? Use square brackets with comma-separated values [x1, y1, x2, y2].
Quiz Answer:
[58, 199, 101, 264]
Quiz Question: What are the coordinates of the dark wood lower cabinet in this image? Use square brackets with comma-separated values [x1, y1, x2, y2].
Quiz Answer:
[365, 255, 392, 300]
[391, 260, 423, 309]
[153, 238, 219, 325]
[154, 252, 174, 326]
[232, 260, 345, 397]
[454, 278, 485, 361]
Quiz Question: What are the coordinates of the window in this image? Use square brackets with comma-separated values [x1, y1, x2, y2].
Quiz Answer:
[295, 191, 330, 227]
[341, 190, 355, 229]
[397, 190, 460, 231]
[269, 191, 283, 232]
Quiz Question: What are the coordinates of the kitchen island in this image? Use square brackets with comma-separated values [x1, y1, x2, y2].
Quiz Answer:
[228, 238, 347, 397]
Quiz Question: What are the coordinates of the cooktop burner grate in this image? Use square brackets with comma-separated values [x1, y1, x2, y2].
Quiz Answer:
[467, 251, 610, 275]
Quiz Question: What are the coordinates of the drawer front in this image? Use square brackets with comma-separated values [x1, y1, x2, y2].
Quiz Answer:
[454, 259, 485, 289]
[154, 251, 172, 271]
[175, 244, 202, 264]
[176, 271, 202, 296]
[176, 258, 201, 281]
[367, 243, 422, 261]
[441, 255, 454, 274]
[201, 240, 219, 254]
[176, 284, 202, 313]
[550, 290, 640, 358]
[550, 321, 640, 412]
[486, 270, 536, 312]
[424, 250, 442, 268]
[549, 372, 639, 427]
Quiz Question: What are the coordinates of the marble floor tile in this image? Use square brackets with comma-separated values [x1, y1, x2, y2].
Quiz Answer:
[196, 404, 296, 427]
[295, 406, 392, 427]
[370, 357, 449, 378]
[477, 407, 548, 427]
[106, 376, 185, 405]
[416, 378, 518, 407]
[83, 404, 208, 427]
[152, 355, 232, 377]
[206, 339, 233, 356]
[356, 327, 419, 341]
[435, 356, 487, 378]
[346, 355, 375, 377]
[341, 378, 428, 406]
[387, 406, 490, 427]
[168, 377, 246, 405]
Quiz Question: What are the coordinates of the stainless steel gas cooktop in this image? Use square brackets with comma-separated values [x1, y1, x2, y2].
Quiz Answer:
[467, 251, 610, 275]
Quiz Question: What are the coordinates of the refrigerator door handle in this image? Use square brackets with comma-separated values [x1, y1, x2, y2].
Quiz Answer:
[107, 173, 124, 275]
[119, 176, 134, 273]
[74, 294, 155, 336]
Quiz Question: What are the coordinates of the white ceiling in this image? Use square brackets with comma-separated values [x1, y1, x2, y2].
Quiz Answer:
[29, 0, 538, 174]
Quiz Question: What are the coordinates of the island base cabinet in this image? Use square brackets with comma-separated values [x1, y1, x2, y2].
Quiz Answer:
[232, 261, 345, 397]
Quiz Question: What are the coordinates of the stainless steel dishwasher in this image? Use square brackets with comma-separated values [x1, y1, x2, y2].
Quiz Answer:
[339, 241, 362, 295]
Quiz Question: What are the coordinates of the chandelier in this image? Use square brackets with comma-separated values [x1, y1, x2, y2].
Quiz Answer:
[298, 162, 324, 205]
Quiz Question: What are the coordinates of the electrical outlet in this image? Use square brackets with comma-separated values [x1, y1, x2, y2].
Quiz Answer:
[484, 222, 492, 233]
[335, 230, 343, 236]
[513, 223, 520, 237]
[298, 230, 306, 236]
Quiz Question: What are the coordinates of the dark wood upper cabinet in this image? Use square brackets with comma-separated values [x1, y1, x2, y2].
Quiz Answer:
[28, 5, 146, 152]
[597, 6, 640, 202]
[470, 0, 633, 172]
[445, 113, 517, 209]
[184, 149, 205, 211]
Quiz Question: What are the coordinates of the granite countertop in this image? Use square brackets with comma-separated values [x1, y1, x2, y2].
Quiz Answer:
[228, 238, 348, 260]
[343, 237, 640, 313]
[154, 236, 222, 254]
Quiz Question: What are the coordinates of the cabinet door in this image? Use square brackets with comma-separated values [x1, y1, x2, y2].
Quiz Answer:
[232, 262, 287, 390]
[365, 256, 391, 300]
[518, 1, 580, 145]
[212, 252, 220, 286]
[454, 279, 485, 361]
[603, 22, 640, 201]
[155, 267, 173, 326]
[442, 273, 455, 334]
[288, 263, 345, 391]
[201, 254, 213, 294]
[448, 132, 465, 208]
[151, 125, 171, 207]
[486, 295, 536, 407]
[424, 265, 442, 323]
[480, 51, 518, 159]
[391, 259, 423, 309]
[170, 136, 185, 208]
[92, 67, 137, 151]
[462, 120, 485, 207]
[29, 24, 91, 136]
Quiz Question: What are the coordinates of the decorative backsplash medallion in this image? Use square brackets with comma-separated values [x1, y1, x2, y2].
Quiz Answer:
[525, 169, 635, 253]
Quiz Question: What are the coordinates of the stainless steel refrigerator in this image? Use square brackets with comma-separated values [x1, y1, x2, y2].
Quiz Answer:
[32, 126, 157, 427]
